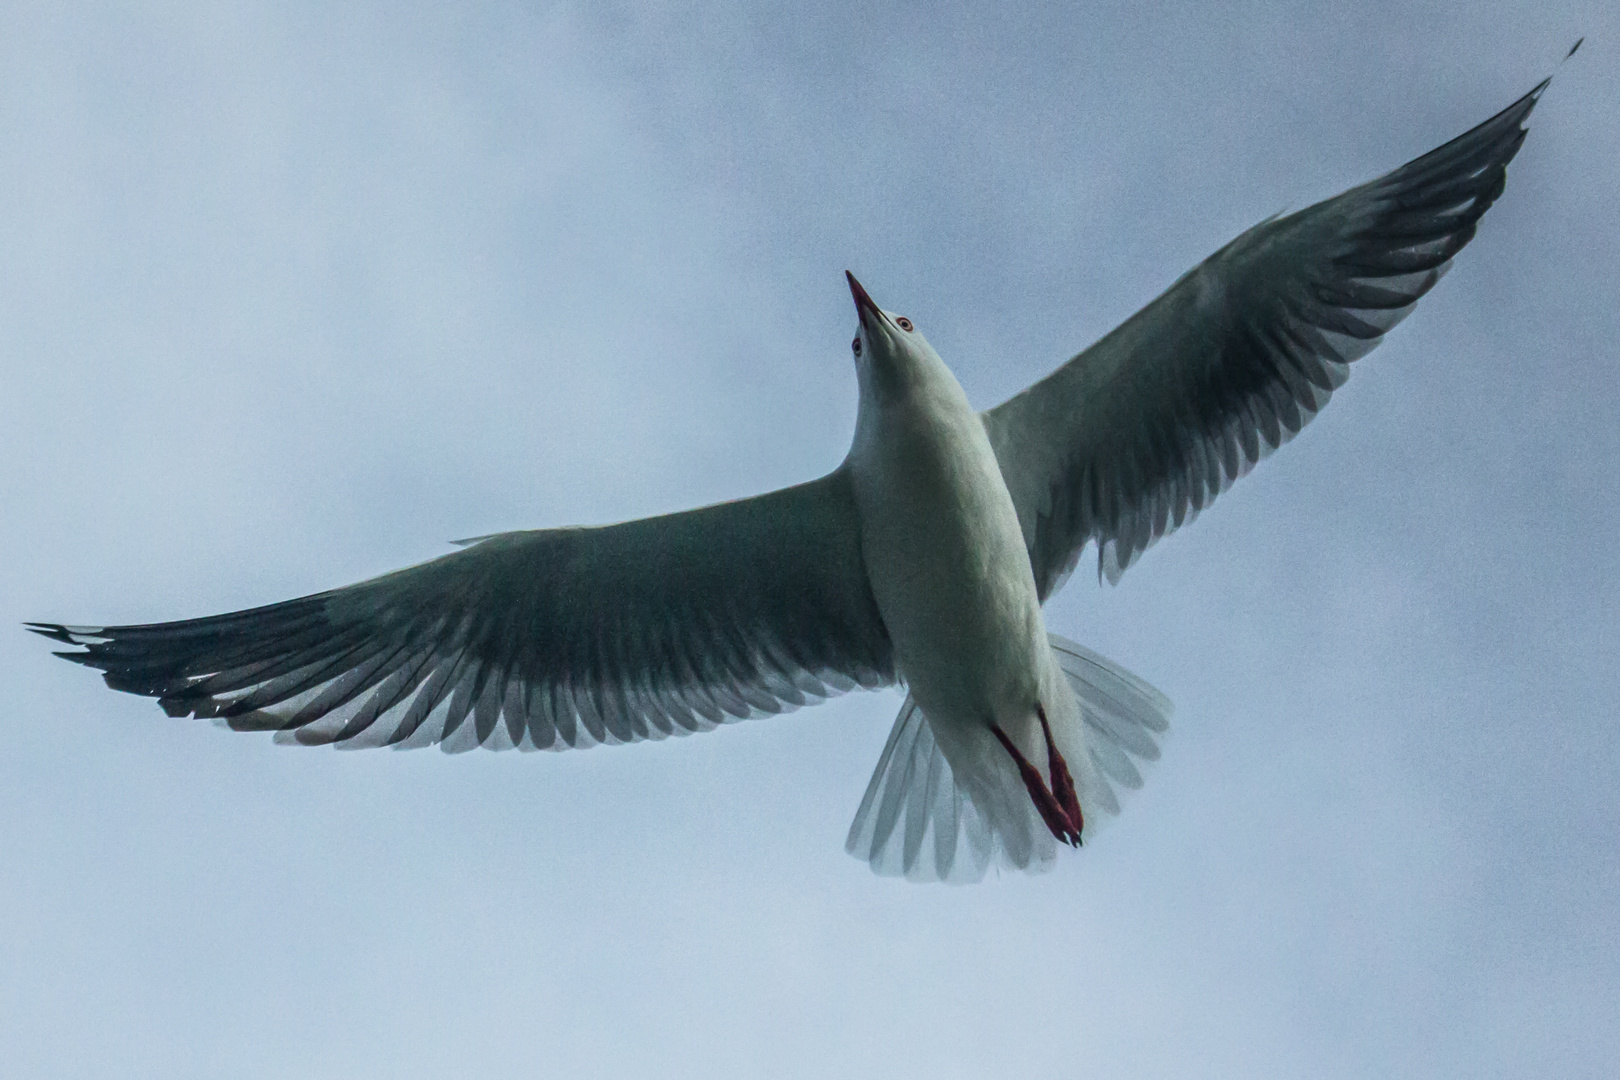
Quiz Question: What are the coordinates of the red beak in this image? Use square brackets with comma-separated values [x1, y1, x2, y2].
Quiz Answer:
[846, 271, 882, 325]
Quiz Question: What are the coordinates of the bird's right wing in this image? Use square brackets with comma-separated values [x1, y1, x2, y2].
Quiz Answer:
[983, 81, 1545, 596]
[31, 468, 895, 751]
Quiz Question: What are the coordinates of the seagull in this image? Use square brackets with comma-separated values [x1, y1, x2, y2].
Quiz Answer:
[30, 80, 1545, 882]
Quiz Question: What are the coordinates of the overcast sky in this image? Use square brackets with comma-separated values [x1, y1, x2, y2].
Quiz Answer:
[3, 3, 1616, 1077]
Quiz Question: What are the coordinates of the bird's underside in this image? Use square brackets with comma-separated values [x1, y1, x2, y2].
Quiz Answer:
[31, 78, 1545, 882]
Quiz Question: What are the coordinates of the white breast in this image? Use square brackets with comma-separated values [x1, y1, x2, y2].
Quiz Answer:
[847, 356, 1049, 734]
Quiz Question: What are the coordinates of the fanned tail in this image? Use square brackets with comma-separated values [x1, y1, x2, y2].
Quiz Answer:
[845, 633, 1171, 882]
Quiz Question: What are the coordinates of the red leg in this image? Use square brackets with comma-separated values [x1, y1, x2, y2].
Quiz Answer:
[1037, 704, 1084, 845]
[991, 721, 1082, 847]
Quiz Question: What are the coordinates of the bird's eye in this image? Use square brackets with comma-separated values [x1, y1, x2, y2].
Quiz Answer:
[852, 335, 862, 357]
[896, 317, 914, 332]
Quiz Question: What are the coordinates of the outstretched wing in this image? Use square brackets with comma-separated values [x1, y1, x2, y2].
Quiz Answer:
[30, 470, 894, 751]
[984, 81, 1545, 596]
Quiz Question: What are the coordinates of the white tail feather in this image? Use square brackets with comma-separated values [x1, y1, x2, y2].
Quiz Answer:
[844, 696, 1014, 883]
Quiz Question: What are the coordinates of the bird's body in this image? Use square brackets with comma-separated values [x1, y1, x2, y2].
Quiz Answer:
[31, 77, 1550, 882]
[845, 278, 1078, 867]
[848, 291, 1040, 736]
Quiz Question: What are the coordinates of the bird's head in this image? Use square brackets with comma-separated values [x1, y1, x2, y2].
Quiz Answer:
[845, 271, 941, 401]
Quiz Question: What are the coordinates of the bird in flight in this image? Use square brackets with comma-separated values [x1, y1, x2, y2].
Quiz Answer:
[31, 79, 1546, 882]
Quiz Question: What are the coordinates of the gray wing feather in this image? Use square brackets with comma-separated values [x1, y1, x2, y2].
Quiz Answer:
[30, 469, 894, 751]
[983, 81, 1545, 595]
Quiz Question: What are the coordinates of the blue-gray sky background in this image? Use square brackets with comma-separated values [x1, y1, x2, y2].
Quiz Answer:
[3, 3, 1615, 1076]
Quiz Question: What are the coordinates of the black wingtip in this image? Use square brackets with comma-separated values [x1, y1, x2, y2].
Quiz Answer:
[1530, 36, 1585, 102]
[25, 622, 76, 644]
[24, 622, 108, 667]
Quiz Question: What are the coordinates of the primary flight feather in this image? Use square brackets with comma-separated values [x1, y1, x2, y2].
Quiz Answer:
[31, 79, 1545, 882]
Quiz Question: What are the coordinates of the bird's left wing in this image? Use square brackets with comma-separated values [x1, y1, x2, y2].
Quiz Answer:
[983, 81, 1545, 597]
[30, 468, 894, 751]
